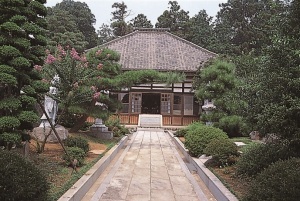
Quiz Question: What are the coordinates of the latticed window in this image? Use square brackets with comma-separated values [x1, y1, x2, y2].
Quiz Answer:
[120, 93, 129, 113]
[161, 93, 171, 114]
[173, 95, 182, 115]
[184, 95, 193, 115]
[131, 93, 141, 113]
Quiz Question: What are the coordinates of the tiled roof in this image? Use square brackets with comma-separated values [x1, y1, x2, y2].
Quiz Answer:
[98, 28, 217, 72]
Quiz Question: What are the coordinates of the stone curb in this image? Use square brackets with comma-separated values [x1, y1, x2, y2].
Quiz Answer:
[57, 135, 129, 201]
[166, 131, 238, 201]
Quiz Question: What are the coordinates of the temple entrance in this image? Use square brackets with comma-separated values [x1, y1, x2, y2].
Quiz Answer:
[142, 93, 160, 114]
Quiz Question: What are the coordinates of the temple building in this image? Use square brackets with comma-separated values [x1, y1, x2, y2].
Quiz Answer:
[99, 28, 216, 126]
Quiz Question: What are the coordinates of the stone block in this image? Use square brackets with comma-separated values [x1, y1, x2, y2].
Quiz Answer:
[32, 126, 68, 142]
[89, 131, 113, 140]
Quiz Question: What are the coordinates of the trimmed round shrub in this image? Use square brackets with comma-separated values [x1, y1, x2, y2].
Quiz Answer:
[243, 158, 300, 201]
[64, 136, 89, 153]
[236, 142, 292, 177]
[204, 138, 239, 166]
[184, 122, 228, 157]
[62, 147, 86, 166]
[0, 150, 49, 201]
[174, 128, 187, 137]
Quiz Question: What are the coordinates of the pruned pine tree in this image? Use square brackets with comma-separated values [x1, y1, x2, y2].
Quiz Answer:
[0, 0, 48, 149]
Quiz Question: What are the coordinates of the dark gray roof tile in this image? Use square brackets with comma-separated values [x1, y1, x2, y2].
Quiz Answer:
[96, 29, 217, 72]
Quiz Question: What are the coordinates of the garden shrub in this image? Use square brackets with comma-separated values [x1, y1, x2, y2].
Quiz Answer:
[62, 147, 86, 166]
[236, 142, 293, 177]
[204, 138, 239, 166]
[184, 122, 228, 157]
[64, 136, 89, 153]
[216, 115, 248, 137]
[174, 128, 187, 137]
[105, 117, 129, 137]
[242, 158, 300, 201]
[0, 150, 49, 201]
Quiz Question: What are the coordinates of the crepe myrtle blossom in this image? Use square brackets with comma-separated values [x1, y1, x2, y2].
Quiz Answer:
[57, 45, 66, 56]
[45, 54, 56, 64]
[81, 55, 87, 62]
[96, 49, 102, 56]
[91, 86, 97, 92]
[70, 48, 81, 60]
[34, 65, 42, 71]
[93, 92, 101, 99]
[97, 63, 103, 70]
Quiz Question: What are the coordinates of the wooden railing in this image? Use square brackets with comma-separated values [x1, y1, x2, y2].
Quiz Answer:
[86, 115, 199, 126]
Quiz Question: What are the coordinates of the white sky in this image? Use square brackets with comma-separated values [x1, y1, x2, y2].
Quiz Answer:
[46, 0, 227, 29]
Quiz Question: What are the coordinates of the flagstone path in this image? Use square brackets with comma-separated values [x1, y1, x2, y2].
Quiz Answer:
[82, 129, 214, 201]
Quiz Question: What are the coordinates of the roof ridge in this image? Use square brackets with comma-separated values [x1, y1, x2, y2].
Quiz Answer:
[165, 32, 218, 57]
[85, 31, 139, 52]
[133, 28, 170, 32]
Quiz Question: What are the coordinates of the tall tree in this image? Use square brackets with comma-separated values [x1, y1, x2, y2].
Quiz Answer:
[46, 8, 88, 53]
[53, 0, 98, 49]
[155, 1, 190, 38]
[97, 23, 115, 45]
[130, 14, 153, 28]
[254, 0, 300, 139]
[110, 1, 132, 37]
[214, 0, 286, 55]
[0, 0, 48, 149]
[187, 10, 215, 50]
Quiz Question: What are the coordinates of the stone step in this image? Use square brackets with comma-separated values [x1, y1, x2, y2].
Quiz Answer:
[138, 114, 162, 128]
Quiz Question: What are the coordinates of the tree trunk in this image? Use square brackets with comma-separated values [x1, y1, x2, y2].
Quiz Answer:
[69, 114, 89, 133]
[23, 141, 29, 157]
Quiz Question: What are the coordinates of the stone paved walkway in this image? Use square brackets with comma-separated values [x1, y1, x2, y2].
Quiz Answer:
[83, 129, 211, 201]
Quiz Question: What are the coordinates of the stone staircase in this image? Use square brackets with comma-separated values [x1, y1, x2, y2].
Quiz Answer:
[138, 114, 162, 128]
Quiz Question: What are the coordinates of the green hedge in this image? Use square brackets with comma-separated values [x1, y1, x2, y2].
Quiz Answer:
[62, 147, 86, 166]
[242, 158, 300, 201]
[184, 122, 228, 157]
[64, 136, 89, 154]
[236, 141, 297, 177]
[0, 150, 49, 201]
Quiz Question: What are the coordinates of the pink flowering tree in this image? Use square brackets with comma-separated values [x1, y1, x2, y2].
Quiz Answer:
[42, 45, 184, 132]
[42, 45, 114, 130]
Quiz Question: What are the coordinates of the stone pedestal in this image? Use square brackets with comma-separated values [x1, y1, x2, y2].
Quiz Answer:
[32, 125, 68, 142]
[89, 118, 113, 140]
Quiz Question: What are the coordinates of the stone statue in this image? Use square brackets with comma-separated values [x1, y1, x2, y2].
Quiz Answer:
[34, 75, 68, 142]
[40, 75, 59, 127]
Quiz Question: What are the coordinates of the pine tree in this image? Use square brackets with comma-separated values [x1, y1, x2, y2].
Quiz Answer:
[155, 1, 190, 38]
[110, 1, 132, 37]
[0, 0, 48, 149]
[130, 14, 153, 29]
